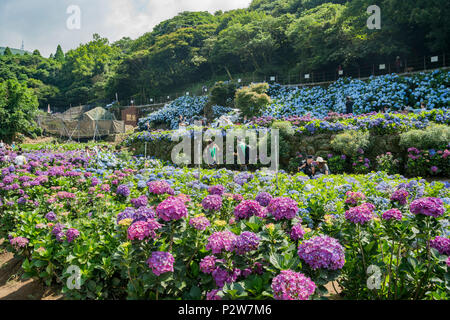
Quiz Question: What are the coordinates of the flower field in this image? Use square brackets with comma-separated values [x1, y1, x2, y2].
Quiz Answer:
[0, 147, 449, 300]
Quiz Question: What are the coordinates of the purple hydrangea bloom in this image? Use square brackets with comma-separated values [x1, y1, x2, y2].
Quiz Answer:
[297, 235, 345, 270]
[146, 251, 174, 276]
[147, 180, 174, 195]
[189, 216, 210, 231]
[410, 197, 444, 217]
[290, 223, 305, 241]
[271, 270, 316, 300]
[128, 219, 162, 240]
[255, 192, 273, 207]
[116, 184, 130, 197]
[234, 200, 266, 220]
[133, 206, 156, 222]
[199, 255, 217, 274]
[382, 208, 403, 221]
[390, 189, 409, 206]
[233, 232, 260, 255]
[206, 289, 222, 300]
[345, 203, 374, 225]
[202, 195, 223, 211]
[10, 236, 29, 248]
[66, 228, 80, 243]
[206, 231, 237, 254]
[116, 207, 134, 224]
[211, 267, 230, 288]
[156, 196, 188, 221]
[267, 197, 299, 220]
[429, 236, 450, 255]
[130, 195, 148, 209]
[51, 223, 66, 242]
[208, 185, 225, 196]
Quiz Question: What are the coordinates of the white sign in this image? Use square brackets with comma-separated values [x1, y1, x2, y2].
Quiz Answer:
[431, 56, 438, 62]
[270, 76, 276, 81]
[238, 79, 241, 83]
[379, 64, 385, 70]
[338, 70, 344, 75]
[186, 92, 189, 96]
[304, 74, 310, 79]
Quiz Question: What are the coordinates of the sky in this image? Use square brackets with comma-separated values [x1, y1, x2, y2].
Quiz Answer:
[0, 0, 252, 57]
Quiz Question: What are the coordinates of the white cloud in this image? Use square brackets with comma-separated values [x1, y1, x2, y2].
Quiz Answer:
[0, 0, 252, 57]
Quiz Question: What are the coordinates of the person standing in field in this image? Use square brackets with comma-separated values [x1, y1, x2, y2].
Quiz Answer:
[205, 138, 220, 168]
[345, 96, 354, 114]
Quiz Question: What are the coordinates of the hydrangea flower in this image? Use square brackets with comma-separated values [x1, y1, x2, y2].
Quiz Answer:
[255, 192, 273, 207]
[410, 197, 444, 217]
[130, 195, 148, 208]
[66, 228, 80, 243]
[206, 231, 237, 254]
[199, 255, 217, 274]
[298, 235, 345, 270]
[128, 219, 162, 241]
[51, 223, 66, 242]
[10, 236, 29, 248]
[390, 189, 409, 205]
[290, 223, 305, 241]
[234, 200, 266, 220]
[116, 184, 130, 197]
[271, 270, 316, 300]
[429, 236, 450, 255]
[45, 211, 57, 221]
[382, 208, 403, 221]
[202, 195, 223, 211]
[345, 191, 365, 206]
[146, 251, 175, 276]
[156, 197, 188, 221]
[147, 180, 174, 195]
[189, 215, 210, 231]
[208, 185, 225, 196]
[233, 232, 260, 255]
[345, 203, 374, 225]
[206, 289, 222, 300]
[267, 197, 299, 220]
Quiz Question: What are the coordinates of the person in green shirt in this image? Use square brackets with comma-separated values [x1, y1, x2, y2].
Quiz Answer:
[205, 139, 219, 168]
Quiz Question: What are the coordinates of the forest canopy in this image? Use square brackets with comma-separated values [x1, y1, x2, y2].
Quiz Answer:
[0, 0, 448, 110]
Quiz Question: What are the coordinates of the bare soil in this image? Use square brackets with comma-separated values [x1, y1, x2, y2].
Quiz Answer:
[0, 243, 63, 300]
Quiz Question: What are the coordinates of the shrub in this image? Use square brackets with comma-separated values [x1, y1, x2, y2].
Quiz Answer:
[209, 81, 238, 107]
[330, 130, 370, 156]
[235, 83, 271, 117]
[399, 124, 450, 150]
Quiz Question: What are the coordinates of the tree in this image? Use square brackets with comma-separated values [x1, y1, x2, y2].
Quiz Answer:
[55, 45, 65, 62]
[33, 49, 41, 56]
[235, 82, 271, 117]
[0, 79, 40, 142]
[3, 47, 12, 56]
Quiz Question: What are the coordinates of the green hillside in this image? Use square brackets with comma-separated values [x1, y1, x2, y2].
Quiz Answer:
[0, 47, 30, 55]
[0, 0, 449, 110]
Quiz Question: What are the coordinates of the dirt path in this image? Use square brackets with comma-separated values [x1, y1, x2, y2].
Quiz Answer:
[0, 245, 63, 300]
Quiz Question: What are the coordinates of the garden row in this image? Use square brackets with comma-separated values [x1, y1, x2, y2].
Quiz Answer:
[126, 110, 450, 177]
[137, 70, 449, 130]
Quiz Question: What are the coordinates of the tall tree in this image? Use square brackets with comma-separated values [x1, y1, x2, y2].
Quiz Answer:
[0, 79, 40, 142]
[55, 45, 65, 62]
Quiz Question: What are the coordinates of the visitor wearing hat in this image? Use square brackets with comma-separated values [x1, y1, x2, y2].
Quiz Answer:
[315, 157, 330, 176]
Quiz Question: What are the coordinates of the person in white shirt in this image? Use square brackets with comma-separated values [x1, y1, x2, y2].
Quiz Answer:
[0, 140, 4, 149]
[14, 150, 27, 166]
